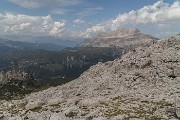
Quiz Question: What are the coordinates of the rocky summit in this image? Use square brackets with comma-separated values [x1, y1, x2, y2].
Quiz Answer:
[1, 34, 180, 120]
[79, 28, 157, 49]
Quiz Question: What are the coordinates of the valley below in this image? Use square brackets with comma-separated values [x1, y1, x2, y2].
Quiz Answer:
[0, 46, 122, 100]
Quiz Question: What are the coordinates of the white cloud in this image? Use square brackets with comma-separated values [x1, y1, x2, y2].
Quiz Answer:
[49, 22, 65, 36]
[8, 0, 82, 8]
[81, 0, 180, 38]
[73, 19, 85, 24]
[80, 24, 106, 38]
[0, 13, 65, 37]
[112, 0, 180, 26]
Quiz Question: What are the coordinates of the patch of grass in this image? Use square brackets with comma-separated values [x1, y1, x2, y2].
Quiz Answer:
[100, 97, 171, 119]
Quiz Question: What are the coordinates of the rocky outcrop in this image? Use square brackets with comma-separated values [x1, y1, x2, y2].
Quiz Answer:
[79, 28, 158, 51]
[0, 34, 180, 119]
[0, 71, 32, 84]
[0, 71, 37, 99]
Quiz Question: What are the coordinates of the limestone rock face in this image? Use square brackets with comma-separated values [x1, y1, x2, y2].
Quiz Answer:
[50, 113, 67, 120]
[78, 97, 108, 108]
[0, 71, 33, 85]
[0, 71, 37, 99]
[25, 100, 43, 110]
[47, 97, 65, 106]
[79, 28, 157, 50]
[0, 113, 4, 119]
[1, 34, 180, 119]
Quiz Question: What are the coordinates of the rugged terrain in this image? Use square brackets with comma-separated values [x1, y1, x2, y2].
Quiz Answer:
[0, 34, 180, 119]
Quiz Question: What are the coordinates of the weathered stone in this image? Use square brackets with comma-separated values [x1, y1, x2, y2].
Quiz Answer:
[92, 117, 108, 120]
[79, 98, 104, 107]
[50, 113, 67, 120]
[175, 96, 180, 118]
[63, 106, 79, 118]
[47, 98, 65, 106]
[111, 115, 125, 120]
[25, 101, 42, 110]
[0, 113, 4, 119]
[8, 116, 23, 120]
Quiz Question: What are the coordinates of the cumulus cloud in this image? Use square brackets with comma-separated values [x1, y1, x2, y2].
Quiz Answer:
[112, 0, 180, 26]
[49, 22, 65, 36]
[81, 0, 180, 38]
[0, 13, 65, 37]
[80, 24, 106, 38]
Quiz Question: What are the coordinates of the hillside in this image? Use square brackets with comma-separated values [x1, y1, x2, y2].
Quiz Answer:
[0, 34, 180, 119]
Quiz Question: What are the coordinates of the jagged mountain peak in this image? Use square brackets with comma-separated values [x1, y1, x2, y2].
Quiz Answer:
[96, 28, 141, 39]
[79, 28, 157, 48]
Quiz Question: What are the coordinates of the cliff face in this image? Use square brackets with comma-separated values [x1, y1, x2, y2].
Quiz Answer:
[0, 34, 180, 120]
[0, 71, 37, 99]
[79, 28, 157, 49]
[0, 71, 31, 84]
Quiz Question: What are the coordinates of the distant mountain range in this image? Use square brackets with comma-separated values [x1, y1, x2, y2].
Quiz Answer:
[0, 38, 66, 51]
[2, 35, 81, 47]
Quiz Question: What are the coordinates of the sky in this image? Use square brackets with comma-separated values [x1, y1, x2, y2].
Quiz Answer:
[0, 0, 180, 41]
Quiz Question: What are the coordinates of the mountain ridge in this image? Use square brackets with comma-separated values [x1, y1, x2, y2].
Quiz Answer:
[0, 34, 180, 119]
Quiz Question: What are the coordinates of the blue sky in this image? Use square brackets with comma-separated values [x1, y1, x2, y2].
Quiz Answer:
[0, 0, 180, 41]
